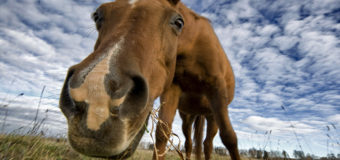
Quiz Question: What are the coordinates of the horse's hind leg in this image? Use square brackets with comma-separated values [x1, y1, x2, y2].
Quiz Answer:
[203, 115, 218, 160]
[179, 112, 196, 160]
[154, 84, 181, 160]
[208, 93, 240, 160]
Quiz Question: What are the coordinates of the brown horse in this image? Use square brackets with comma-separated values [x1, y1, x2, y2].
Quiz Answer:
[59, 0, 240, 159]
[154, 2, 241, 160]
[179, 94, 218, 160]
[59, 0, 185, 159]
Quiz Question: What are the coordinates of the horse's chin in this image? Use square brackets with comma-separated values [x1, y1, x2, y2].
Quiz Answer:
[106, 115, 149, 159]
[74, 115, 149, 159]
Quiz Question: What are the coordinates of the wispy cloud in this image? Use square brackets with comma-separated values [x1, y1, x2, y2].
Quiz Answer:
[194, 0, 340, 156]
[243, 116, 318, 134]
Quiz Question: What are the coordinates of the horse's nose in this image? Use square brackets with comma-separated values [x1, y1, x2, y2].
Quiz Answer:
[62, 67, 148, 128]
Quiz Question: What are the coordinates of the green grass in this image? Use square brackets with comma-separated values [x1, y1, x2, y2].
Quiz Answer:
[0, 134, 234, 160]
[0, 134, 88, 160]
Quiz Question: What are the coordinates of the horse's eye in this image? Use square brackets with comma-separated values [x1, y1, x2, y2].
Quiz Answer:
[92, 12, 100, 23]
[171, 15, 184, 35]
[92, 10, 103, 29]
[174, 17, 184, 30]
[92, 11, 102, 23]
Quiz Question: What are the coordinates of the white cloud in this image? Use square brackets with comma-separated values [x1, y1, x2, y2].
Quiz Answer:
[257, 24, 280, 37]
[272, 35, 299, 51]
[243, 116, 318, 134]
[1, 28, 57, 56]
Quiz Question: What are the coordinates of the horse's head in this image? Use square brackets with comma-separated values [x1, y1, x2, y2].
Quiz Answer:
[59, 0, 183, 158]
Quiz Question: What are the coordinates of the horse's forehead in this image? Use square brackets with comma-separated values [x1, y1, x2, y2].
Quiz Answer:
[101, 0, 166, 12]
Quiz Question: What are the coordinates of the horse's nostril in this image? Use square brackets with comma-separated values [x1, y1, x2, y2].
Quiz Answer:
[74, 101, 87, 113]
[119, 75, 148, 119]
[110, 106, 120, 117]
[66, 68, 75, 82]
[130, 76, 148, 99]
[60, 68, 77, 118]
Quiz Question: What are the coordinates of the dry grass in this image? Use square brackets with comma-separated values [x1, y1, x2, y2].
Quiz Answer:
[0, 134, 92, 160]
[0, 134, 236, 160]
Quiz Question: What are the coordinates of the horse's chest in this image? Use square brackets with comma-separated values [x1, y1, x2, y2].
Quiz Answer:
[173, 71, 206, 93]
[174, 57, 209, 93]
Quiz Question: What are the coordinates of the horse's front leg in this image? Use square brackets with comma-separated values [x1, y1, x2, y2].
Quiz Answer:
[153, 84, 181, 160]
[208, 89, 241, 160]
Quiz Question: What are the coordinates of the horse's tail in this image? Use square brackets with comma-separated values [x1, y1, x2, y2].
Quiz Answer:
[194, 115, 205, 160]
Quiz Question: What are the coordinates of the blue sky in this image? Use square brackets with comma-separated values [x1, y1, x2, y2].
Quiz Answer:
[0, 0, 339, 157]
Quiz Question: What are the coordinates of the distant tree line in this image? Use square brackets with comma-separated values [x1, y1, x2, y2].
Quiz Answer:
[138, 142, 340, 159]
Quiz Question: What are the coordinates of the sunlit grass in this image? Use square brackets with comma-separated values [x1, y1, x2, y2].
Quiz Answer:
[0, 134, 234, 160]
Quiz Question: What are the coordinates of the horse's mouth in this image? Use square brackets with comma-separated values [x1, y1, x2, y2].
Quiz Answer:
[87, 115, 149, 159]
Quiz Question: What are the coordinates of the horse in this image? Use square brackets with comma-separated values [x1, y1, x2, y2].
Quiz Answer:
[59, 0, 185, 159]
[179, 94, 218, 160]
[154, 2, 241, 160]
[59, 0, 241, 159]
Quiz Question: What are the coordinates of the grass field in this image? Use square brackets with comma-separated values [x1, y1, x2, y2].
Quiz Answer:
[0, 134, 233, 160]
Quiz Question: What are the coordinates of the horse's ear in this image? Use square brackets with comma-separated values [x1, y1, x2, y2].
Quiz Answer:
[167, 0, 180, 6]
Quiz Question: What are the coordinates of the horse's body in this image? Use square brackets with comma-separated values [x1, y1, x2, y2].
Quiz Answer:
[59, 0, 240, 159]
[154, 3, 241, 160]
